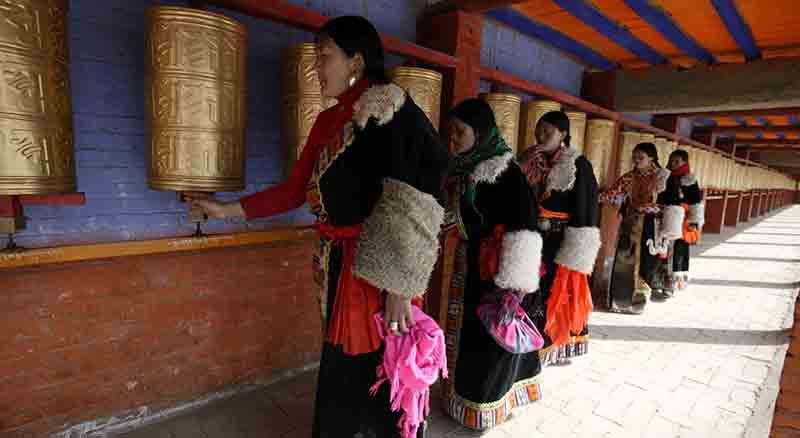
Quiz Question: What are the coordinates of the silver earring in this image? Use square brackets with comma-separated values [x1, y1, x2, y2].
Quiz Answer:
[348, 75, 357, 87]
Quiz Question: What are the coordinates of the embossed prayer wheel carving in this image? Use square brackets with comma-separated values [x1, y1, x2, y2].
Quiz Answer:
[584, 119, 615, 187]
[480, 93, 521, 155]
[617, 131, 640, 176]
[565, 111, 586, 154]
[0, 0, 75, 195]
[282, 43, 334, 171]
[390, 67, 442, 130]
[145, 7, 247, 192]
[520, 100, 560, 154]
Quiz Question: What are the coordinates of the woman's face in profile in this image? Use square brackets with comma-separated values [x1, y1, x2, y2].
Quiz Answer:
[449, 117, 476, 155]
[315, 37, 358, 98]
[535, 120, 564, 149]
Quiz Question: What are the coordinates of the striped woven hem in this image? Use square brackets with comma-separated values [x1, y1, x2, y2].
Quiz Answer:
[443, 378, 541, 430]
[539, 336, 589, 367]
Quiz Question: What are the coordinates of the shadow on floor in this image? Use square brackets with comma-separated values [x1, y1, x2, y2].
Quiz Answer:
[693, 256, 800, 263]
[589, 324, 791, 345]
[689, 278, 800, 290]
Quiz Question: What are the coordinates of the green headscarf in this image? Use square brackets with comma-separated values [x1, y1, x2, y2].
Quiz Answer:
[452, 125, 513, 217]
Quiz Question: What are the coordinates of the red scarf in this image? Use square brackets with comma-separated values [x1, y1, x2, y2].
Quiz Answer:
[671, 163, 691, 177]
[520, 145, 565, 189]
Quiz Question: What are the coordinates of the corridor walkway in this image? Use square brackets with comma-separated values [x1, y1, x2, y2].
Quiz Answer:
[110, 207, 800, 438]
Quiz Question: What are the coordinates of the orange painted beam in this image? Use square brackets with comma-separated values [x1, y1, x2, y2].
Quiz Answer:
[0, 227, 316, 269]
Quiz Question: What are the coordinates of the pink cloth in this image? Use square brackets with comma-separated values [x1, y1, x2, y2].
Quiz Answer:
[371, 306, 448, 438]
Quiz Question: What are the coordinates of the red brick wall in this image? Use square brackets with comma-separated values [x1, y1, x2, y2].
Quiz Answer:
[0, 239, 320, 436]
[772, 294, 800, 437]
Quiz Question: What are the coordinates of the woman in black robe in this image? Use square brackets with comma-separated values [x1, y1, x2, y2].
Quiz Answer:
[188, 16, 449, 438]
[441, 99, 543, 430]
[518, 111, 600, 366]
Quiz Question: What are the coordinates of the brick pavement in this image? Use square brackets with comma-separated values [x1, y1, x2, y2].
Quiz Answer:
[109, 207, 800, 438]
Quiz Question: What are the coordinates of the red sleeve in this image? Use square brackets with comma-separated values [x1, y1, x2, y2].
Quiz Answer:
[240, 122, 326, 220]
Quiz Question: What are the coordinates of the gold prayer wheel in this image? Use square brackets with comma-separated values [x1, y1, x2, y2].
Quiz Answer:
[390, 67, 442, 130]
[520, 100, 561, 154]
[282, 43, 334, 171]
[584, 119, 615, 187]
[145, 7, 248, 192]
[480, 93, 521, 155]
[565, 111, 587, 154]
[617, 131, 640, 176]
[0, 0, 75, 195]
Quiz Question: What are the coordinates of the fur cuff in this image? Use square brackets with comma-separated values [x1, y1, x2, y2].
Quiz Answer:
[660, 205, 686, 240]
[554, 227, 601, 274]
[353, 178, 444, 298]
[688, 202, 705, 226]
[495, 230, 543, 294]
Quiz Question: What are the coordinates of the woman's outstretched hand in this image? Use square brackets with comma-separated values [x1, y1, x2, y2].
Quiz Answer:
[182, 192, 244, 219]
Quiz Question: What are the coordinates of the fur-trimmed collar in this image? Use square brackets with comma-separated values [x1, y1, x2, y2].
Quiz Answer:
[470, 152, 514, 185]
[680, 173, 698, 187]
[546, 147, 580, 192]
[352, 83, 407, 129]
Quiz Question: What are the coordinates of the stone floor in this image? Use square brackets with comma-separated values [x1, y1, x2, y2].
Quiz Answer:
[110, 207, 800, 438]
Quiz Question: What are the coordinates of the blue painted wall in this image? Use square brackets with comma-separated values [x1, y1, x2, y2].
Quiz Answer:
[7, 1, 586, 248]
[481, 17, 585, 96]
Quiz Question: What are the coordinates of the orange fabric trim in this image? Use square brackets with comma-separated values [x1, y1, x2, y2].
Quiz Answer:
[539, 208, 570, 220]
[544, 265, 593, 347]
[681, 203, 701, 244]
[318, 223, 423, 356]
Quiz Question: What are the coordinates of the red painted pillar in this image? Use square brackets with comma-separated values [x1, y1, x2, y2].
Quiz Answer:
[704, 190, 726, 234]
[740, 191, 752, 222]
[418, 10, 482, 132]
[418, 10, 482, 328]
[725, 191, 741, 228]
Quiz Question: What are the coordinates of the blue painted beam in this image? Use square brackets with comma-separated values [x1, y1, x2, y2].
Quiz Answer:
[485, 8, 617, 70]
[735, 116, 747, 126]
[623, 0, 717, 64]
[553, 0, 666, 66]
[790, 115, 799, 126]
[711, 0, 761, 61]
[757, 116, 770, 126]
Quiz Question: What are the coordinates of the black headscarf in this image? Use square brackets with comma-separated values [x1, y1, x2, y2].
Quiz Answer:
[319, 15, 389, 84]
[538, 111, 572, 147]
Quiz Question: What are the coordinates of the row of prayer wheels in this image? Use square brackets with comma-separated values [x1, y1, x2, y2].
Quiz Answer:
[0, 4, 794, 198]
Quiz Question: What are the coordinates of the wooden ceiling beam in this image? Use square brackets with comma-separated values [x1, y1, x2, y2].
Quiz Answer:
[670, 107, 800, 120]
[705, 126, 800, 135]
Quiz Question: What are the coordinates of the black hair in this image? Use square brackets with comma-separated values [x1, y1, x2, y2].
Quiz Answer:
[318, 15, 389, 84]
[537, 111, 571, 146]
[634, 142, 661, 168]
[449, 98, 497, 146]
[670, 149, 690, 163]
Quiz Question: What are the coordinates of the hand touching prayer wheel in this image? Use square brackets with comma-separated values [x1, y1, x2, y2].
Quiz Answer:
[0, 0, 75, 195]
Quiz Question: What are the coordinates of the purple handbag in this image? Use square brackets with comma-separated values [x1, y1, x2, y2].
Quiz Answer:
[476, 290, 545, 354]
